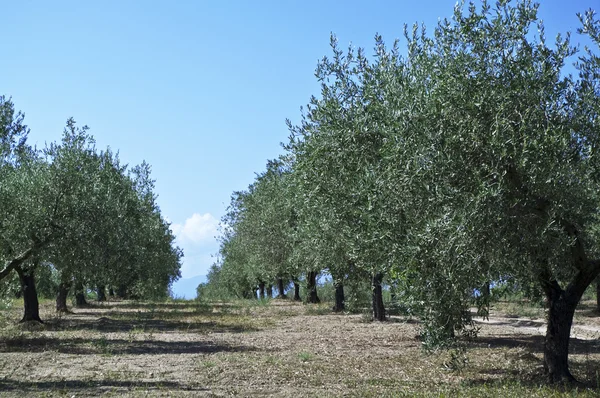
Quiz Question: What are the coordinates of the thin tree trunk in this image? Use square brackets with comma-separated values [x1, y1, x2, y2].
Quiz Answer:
[306, 271, 320, 304]
[293, 281, 301, 301]
[276, 278, 287, 299]
[108, 287, 115, 297]
[372, 273, 386, 321]
[258, 281, 266, 299]
[97, 285, 106, 302]
[266, 284, 273, 298]
[75, 281, 87, 307]
[15, 265, 42, 323]
[116, 285, 127, 299]
[56, 281, 71, 313]
[482, 281, 491, 298]
[333, 280, 345, 312]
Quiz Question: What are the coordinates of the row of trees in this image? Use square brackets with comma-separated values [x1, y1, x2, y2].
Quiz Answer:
[0, 96, 182, 322]
[205, 1, 600, 384]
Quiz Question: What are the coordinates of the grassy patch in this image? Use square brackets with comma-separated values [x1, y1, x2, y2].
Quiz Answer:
[297, 351, 315, 362]
[491, 299, 545, 319]
[304, 303, 332, 316]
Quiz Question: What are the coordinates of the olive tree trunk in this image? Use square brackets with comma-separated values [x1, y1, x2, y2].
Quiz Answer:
[266, 284, 273, 298]
[539, 262, 600, 383]
[258, 281, 266, 299]
[15, 265, 42, 323]
[56, 281, 71, 313]
[542, 280, 578, 383]
[74, 281, 87, 307]
[116, 285, 128, 299]
[276, 278, 287, 299]
[97, 285, 106, 302]
[372, 273, 386, 321]
[306, 271, 320, 304]
[333, 281, 345, 312]
[293, 281, 301, 301]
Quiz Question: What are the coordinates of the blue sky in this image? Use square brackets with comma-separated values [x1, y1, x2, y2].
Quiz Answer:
[2, 1, 595, 298]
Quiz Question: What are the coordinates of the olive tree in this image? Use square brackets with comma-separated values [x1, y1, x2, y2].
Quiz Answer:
[385, 0, 600, 382]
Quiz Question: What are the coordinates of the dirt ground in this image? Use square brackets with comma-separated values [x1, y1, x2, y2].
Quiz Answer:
[0, 299, 599, 397]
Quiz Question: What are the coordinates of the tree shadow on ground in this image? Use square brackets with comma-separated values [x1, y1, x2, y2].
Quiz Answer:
[0, 378, 209, 393]
[0, 335, 259, 355]
[474, 318, 545, 328]
[461, 376, 600, 391]
[82, 301, 241, 312]
[387, 316, 420, 324]
[67, 309, 242, 322]
[472, 335, 600, 355]
[577, 309, 600, 318]
[467, 334, 600, 389]
[42, 315, 260, 334]
[574, 302, 600, 318]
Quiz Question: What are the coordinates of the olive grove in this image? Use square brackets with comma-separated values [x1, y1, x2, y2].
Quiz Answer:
[0, 96, 182, 322]
[206, 0, 600, 384]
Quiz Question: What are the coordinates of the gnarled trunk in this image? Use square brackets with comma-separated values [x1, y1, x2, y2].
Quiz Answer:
[276, 278, 287, 299]
[266, 284, 273, 298]
[543, 282, 578, 383]
[108, 287, 115, 297]
[539, 264, 599, 384]
[56, 281, 71, 313]
[293, 281, 301, 301]
[74, 281, 87, 307]
[372, 273, 385, 321]
[333, 280, 345, 312]
[15, 266, 42, 323]
[258, 281, 266, 299]
[97, 285, 106, 302]
[306, 271, 320, 303]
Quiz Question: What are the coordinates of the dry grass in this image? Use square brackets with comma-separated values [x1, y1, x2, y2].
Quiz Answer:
[0, 298, 599, 397]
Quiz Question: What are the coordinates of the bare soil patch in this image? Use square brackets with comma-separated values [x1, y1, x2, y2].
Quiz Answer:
[0, 299, 599, 397]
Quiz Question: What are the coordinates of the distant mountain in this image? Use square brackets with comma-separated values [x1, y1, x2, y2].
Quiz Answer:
[170, 274, 207, 300]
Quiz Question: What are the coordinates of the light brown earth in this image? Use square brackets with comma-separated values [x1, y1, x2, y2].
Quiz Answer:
[0, 299, 599, 397]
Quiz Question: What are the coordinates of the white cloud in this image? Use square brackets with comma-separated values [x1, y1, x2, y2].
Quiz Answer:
[170, 213, 220, 279]
[171, 213, 219, 245]
[180, 253, 215, 279]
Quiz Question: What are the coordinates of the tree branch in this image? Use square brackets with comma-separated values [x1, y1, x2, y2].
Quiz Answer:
[506, 164, 590, 272]
[0, 247, 34, 281]
[559, 219, 588, 271]
[537, 259, 563, 301]
[0, 233, 54, 282]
